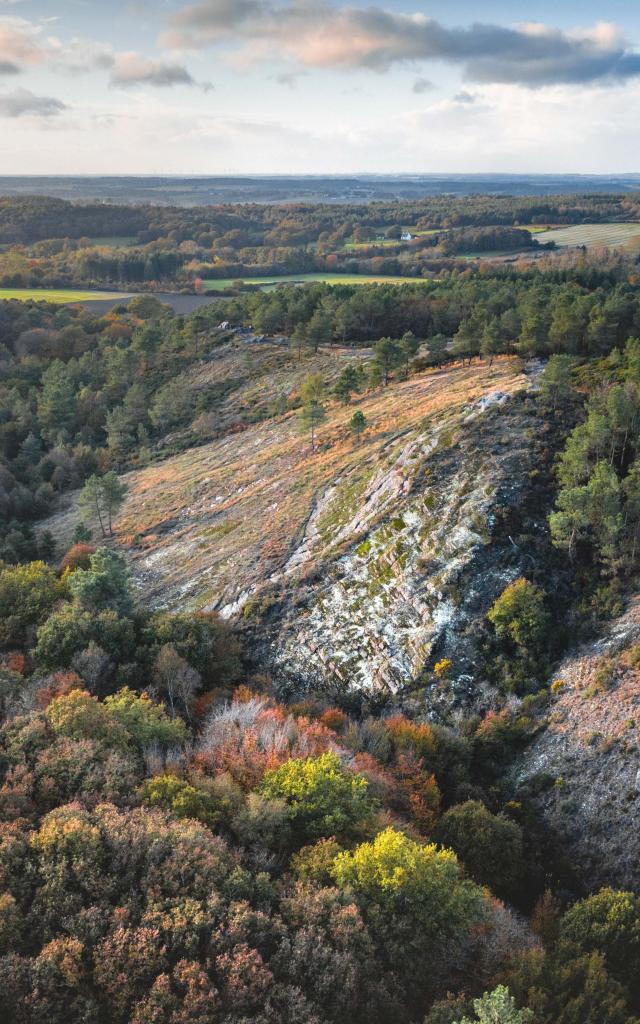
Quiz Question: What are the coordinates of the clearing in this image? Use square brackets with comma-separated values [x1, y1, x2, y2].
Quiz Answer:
[0, 287, 131, 304]
[200, 273, 428, 291]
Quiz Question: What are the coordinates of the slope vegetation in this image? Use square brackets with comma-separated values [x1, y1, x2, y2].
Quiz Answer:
[45, 351, 540, 696]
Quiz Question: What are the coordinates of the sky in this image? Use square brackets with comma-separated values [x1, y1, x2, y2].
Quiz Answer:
[1, 0, 640, 175]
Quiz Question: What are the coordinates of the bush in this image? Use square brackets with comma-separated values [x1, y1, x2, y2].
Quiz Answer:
[35, 606, 136, 670]
[558, 888, 640, 1002]
[487, 578, 548, 653]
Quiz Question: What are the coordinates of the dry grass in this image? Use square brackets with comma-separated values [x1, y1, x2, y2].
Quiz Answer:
[43, 353, 526, 613]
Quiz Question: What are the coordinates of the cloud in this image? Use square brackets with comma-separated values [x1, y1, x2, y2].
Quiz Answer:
[412, 77, 433, 94]
[109, 52, 207, 88]
[0, 15, 46, 66]
[0, 15, 209, 90]
[273, 69, 306, 88]
[0, 86, 66, 116]
[453, 90, 475, 103]
[163, 3, 640, 87]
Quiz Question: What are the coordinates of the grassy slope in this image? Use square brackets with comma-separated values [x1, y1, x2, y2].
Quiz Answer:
[43, 350, 526, 614]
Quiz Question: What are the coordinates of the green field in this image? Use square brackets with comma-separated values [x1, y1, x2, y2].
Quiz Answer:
[202, 273, 429, 291]
[0, 288, 130, 304]
[86, 236, 137, 248]
[538, 222, 640, 249]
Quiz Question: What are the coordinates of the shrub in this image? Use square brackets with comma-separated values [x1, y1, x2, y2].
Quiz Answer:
[454, 985, 533, 1024]
[46, 688, 186, 752]
[487, 578, 548, 654]
[59, 544, 96, 575]
[35, 606, 136, 670]
[559, 888, 640, 1001]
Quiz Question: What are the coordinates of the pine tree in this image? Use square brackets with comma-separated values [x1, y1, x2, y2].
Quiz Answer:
[349, 409, 367, 443]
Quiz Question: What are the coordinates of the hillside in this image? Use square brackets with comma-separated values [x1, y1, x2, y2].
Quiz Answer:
[515, 598, 640, 890]
[43, 350, 551, 701]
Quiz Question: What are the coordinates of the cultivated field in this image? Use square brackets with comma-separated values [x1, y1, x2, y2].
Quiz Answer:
[201, 273, 428, 291]
[538, 222, 640, 249]
[0, 287, 130, 304]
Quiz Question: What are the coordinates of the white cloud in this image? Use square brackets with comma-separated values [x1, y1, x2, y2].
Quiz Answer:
[163, 3, 640, 87]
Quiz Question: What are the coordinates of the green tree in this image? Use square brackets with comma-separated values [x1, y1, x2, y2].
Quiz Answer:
[78, 472, 127, 538]
[306, 307, 333, 352]
[139, 774, 220, 828]
[35, 606, 136, 670]
[373, 338, 403, 385]
[331, 827, 485, 1005]
[68, 548, 133, 617]
[558, 888, 640, 1003]
[150, 379, 195, 432]
[300, 374, 327, 453]
[455, 986, 533, 1024]
[487, 578, 548, 654]
[290, 322, 308, 363]
[0, 560, 63, 649]
[427, 333, 449, 367]
[260, 752, 373, 843]
[37, 360, 77, 441]
[539, 355, 576, 411]
[333, 364, 360, 404]
[400, 331, 420, 375]
[435, 800, 525, 900]
[480, 318, 502, 366]
[349, 409, 367, 443]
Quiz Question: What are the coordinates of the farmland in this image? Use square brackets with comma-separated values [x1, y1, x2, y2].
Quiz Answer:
[538, 222, 640, 249]
[0, 287, 130, 304]
[201, 273, 428, 291]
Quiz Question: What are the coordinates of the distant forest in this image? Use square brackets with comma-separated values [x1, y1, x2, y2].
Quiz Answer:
[0, 192, 639, 292]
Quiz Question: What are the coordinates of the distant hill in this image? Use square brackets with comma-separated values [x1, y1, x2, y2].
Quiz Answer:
[2, 173, 640, 206]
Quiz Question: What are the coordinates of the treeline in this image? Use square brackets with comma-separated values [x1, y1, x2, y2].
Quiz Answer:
[2, 192, 639, 246]
[0, 196, 149, 245]
[543, 342, 640, 615]
[440, 226, 542, 255]
[213, 266, 640, 357]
